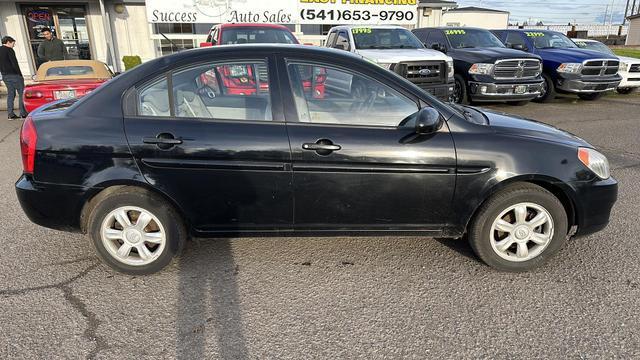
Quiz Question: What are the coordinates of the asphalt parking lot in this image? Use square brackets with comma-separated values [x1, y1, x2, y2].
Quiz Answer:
[1, 93, 639, 359]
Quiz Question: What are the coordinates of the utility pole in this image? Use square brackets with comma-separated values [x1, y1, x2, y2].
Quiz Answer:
[603, 4, 609, 25]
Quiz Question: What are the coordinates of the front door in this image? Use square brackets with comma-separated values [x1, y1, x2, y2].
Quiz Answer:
[124, 56, 293, 233]
[282, 60, 456, 232]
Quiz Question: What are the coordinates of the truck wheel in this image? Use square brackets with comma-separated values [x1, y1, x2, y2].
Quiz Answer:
[468, 183, 568, 272]
[616, 88, 634, 95]
[507, 100, 530, 106]
[578, 92, 604, 101]
[533, 73, 556, 103]
[451, 74, 468, 104]
[87, 187, 187, 275]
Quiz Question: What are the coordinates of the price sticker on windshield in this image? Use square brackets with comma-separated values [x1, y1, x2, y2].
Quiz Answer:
[525, 32, 545, 37]
[351, 28, 372, 34]
[445, 29, 466, 35]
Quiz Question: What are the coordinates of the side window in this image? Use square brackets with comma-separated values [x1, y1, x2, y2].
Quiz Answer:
[287, 62, 419, 127]
[326, 31, 337, 47]
[138, 76, 170, 117]
[432, 31, 447, 48]
[336, 31, 350, 50]
[506, 32, 526, 48]
[171, 60, 272, 121]
[424, 30, 436, 48]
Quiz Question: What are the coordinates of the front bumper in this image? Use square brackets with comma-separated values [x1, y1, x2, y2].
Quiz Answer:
[571, 176, 618, 237]
[414, 81, 454, 101]
[618, 71, 640, 88]
[468, 80, 543, 102]
[556, 75, 622, 93]
[16, 175, 86, 232]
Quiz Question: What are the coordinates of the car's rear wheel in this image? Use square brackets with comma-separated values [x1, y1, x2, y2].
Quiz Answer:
[533, 73, 556, 103]
[87, 188, 186, 274]
[578, 92, 604, 101]
[468, 183, 568, 272]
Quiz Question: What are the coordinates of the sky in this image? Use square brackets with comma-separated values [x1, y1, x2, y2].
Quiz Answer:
[456, 0, 632, 25]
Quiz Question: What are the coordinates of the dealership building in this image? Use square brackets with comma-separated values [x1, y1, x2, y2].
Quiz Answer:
[0, 0, 510, 78]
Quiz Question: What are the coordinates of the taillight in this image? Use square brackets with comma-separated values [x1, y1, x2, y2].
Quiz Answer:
[20, 116, 37, 175]
[24, 90, 43, 99]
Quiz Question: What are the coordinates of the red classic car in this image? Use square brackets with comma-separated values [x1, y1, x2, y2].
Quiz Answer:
[23, 60, 113, 112]
[199, 23, 325, 98]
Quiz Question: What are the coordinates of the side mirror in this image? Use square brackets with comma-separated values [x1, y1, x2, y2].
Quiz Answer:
[415, 108, 443, 134]
[432, 43, 446, 53]
[511, 43, 527, 51]
[334, 42, 347, 51]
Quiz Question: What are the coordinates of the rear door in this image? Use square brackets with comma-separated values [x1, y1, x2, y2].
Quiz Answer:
[280, 58, 456, 232]
[123, 55, 293, 233]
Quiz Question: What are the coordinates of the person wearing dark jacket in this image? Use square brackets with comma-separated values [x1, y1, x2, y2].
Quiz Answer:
[37, 28, 67, 63]
[0, 36, 27, 119]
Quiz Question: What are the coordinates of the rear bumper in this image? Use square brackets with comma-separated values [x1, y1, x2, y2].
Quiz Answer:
[571, 176, 618, 237]
[468, 80, 543, 102]
[556, 76, 622, 93]
[16, 175, 85, 232]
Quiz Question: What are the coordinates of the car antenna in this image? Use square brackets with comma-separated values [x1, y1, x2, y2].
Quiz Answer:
[159, 32, 184, 52]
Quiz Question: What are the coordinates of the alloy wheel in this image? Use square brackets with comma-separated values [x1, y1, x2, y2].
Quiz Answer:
[489, 202, 554, 262]
[100, 206, 166, 266]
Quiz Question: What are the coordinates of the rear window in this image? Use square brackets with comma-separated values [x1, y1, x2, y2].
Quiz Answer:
[220, 27, 297, 45]
[45, 66, 95, 76]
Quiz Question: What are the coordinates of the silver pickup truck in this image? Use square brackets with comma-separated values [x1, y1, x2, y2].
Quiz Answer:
[324, 25, 454, 100]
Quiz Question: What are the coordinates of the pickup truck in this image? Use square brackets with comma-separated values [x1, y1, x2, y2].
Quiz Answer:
[573, 38, 640, 95]
[492, 30, 621, 102]
[324, 25, 454, 101]
[412, 27, 543, 105]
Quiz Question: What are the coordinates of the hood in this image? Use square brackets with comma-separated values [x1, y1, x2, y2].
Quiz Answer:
[356, 48, 451, 64]
[450, 47, 540, 63]
[536, 47, 619, 63]
[479, 108, 590, 148]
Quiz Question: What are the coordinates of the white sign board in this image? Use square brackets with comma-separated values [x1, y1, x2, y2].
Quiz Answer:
[146, 0, 417, 25]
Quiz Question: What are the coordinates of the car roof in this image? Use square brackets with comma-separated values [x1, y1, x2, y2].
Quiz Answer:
[430, 27, 490, 31]
[35, 60, 112, 81]
[218, 23, 291, 30]
[330, 25, 407, 30]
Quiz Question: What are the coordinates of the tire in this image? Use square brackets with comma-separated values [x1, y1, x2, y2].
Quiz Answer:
[578, 92, 604, 101]
[451, 74, 468, 104]
[507, 100, 530, 106]
[533, 73, 556, 103]
[87, 187, 186, 275]
[616, 87, 634, 95]
[468, 183, 568, 272]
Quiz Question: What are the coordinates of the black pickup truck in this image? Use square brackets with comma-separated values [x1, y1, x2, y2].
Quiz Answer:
[412, 27, 544, 105]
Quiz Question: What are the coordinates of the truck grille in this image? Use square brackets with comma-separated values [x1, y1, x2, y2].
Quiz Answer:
[395, 61, 445, 85]
[581, 59, 619, 76]
[630, 64, 640, 73]
[493, 59, 541, 79]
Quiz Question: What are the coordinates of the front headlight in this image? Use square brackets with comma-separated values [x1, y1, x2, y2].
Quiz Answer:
[619, 62, 629, 72]
[468, 63, 494, 75]
[446, 59, 454, 80]
[557, 63, 583, 74]
[578, 147, 610, 179]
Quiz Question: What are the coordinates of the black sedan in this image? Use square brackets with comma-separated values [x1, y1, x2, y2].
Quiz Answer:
[16, 44, 617, 274]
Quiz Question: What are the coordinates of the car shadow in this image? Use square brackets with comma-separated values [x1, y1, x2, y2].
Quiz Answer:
[176, 237, 248, 359]
[434, 237, 478, 261]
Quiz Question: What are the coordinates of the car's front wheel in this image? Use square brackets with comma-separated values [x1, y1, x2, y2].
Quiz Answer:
[87, 187, 186, 274]
[533, 74, 556, 103]
[468, 183, 568, 272]
[616, 87, 634, 95]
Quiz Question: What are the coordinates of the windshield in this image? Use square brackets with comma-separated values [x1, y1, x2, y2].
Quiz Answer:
[528, 31, 577, 49]
[444, 29, 505, 49]
[352, 28, 424, 49]
[574, 40, 614, 55]
[220, 27, 298, 45]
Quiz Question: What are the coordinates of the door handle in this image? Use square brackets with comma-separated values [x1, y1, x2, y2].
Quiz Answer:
[143, 133, 183, 149]
[302, 139, 341, 155]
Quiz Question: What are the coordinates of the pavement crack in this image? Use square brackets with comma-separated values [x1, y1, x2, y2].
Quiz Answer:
[0, 262, 107, 359]
[0, 125, 21, 144]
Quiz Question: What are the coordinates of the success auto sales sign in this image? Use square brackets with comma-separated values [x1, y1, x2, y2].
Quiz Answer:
[146, 0, 417, 25]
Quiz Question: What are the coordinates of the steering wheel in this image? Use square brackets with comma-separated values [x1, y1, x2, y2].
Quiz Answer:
[349, 79, 378, 113]
[197, 85, 217, 99]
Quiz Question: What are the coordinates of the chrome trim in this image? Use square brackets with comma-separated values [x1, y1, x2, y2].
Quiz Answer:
[492, 58, 542, 80]
[581, 58, 620, 76]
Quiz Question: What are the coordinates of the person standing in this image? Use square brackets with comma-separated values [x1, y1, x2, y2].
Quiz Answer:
[0, 36, 27, 119]
[37, 28, 67, 63]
